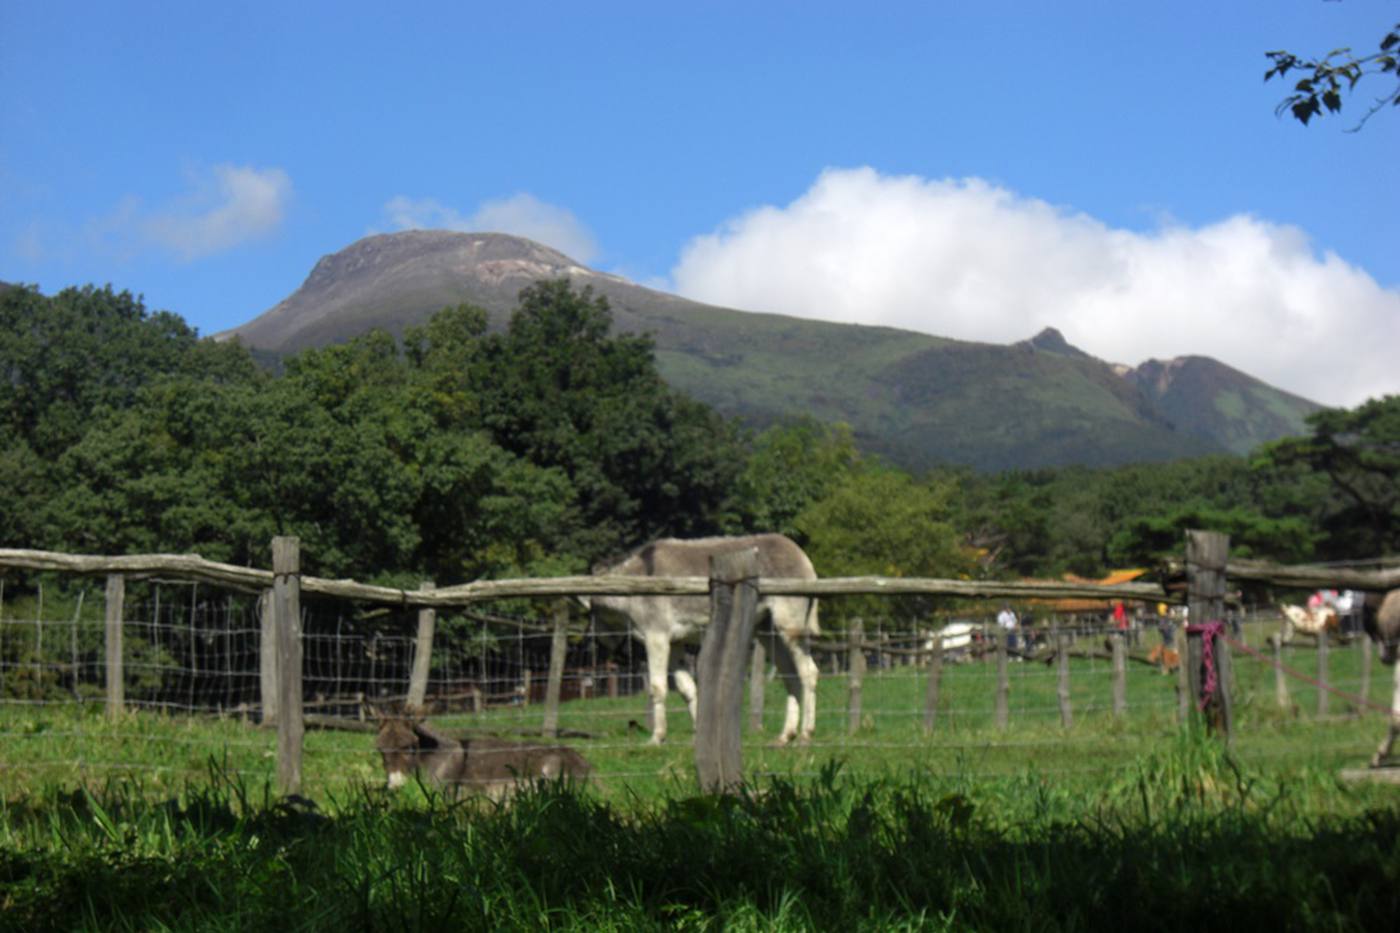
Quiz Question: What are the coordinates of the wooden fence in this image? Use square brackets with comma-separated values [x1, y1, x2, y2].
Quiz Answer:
[2, 533, 1397, 794]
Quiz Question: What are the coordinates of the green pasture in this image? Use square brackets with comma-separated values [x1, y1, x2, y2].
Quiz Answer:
[0, 621, 1392, 808]
[3, 618, 1399, 929]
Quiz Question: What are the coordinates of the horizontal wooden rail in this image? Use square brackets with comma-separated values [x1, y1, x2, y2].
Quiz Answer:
[7, 549, 1393, 612]
[1218, 559, 1400, 592]
[0, 547, 1179, 607]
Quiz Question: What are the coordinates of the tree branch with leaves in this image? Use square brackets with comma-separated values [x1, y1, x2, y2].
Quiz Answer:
[1265, 22, 1399, 128]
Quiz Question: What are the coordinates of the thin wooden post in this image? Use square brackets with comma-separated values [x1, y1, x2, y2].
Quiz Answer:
[187, 583, 198, 710]
[1358, 635, 1372, 715]
[607, 661, 619, 699]
[847, 618, 866, 734]
[1111, 631, 1127, 718]
[1272, 634, 1291, 711]
[104, 574, 124, 718]
[1056, 617, 1073, 728]
[923, 634, 943, 733]
[542, 600, 569, 738]
[273, 536, 304, 797]
[1316, 629, 1329, 719]
[69, 590, 84, 701]
[522, 666, 532, 707]
[694, 547, 761, 794]
[995, 628, 1010, 730]
[406, 581, 436, 710]
[258, 589, 278, 725]
[1176, 622, 1191, 722]
[748, 640, 766, 733]
[1185, 529, 1232, 740]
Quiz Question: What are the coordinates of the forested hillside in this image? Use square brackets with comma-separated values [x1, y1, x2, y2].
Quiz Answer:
[3, 282, 1396, 586]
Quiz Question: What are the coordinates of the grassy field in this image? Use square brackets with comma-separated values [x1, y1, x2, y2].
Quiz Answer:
[2, 623, 1399, 929]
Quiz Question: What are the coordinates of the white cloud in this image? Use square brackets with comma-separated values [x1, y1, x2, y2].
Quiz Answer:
[382, 192, 598, 263]
[670, 167, 1400, 407]
[90, 164, 291, 261]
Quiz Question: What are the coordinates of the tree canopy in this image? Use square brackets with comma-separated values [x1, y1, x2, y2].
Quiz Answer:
[2, 281, 1390, 592]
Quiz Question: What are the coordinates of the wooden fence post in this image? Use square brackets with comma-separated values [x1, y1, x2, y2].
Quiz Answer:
[1176, 623, 1191, 723]
[1358, 635, 1372, 715]
[258, 589, 278, 725]
[1272, 634, 1291, 711]
[995, 628, 1010, 731]
[542, 600, 569, 738]
[848, 618, 865, 734]
[104, 574, 124, 718]
[1185, 529, 1232, 741]
[272, 536, 303, 797]
[1056, 617, 1073, 728]
[406, 581, 435, 710]
[694, 547, 760, 794]
[923, 635, 943, 733]
[607, 661, 619, 699]
[1111, 631, 1127, 718]
[1316, 629, 1329, 719]
[748, 640, 766, 733]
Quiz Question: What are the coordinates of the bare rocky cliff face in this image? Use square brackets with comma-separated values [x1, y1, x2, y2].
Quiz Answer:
[220, 230, 1320, 469]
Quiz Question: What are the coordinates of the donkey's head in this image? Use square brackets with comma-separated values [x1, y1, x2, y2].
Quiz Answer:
[373, 714, 444, 789]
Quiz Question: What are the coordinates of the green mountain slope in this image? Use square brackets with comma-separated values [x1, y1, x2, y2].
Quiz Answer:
[222, 231, 1319, 470]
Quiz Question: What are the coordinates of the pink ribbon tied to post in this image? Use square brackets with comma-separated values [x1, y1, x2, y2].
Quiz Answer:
[1185, 621, 1226, 711]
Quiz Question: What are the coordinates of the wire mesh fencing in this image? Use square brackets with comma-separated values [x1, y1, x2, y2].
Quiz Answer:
[0, 579, 1390, 793]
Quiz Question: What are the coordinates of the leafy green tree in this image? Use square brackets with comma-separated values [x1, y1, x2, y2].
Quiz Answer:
[474, 280, 746, 559]
[1255, 395, 1400, 559]
[796, 466, 970, 624]
[0, 285, 255, 460]
[734, 419, 862, 539]
[1266, 22, 1399, 127]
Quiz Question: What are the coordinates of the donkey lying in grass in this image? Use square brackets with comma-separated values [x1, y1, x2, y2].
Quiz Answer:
[374, 714, 592, 799]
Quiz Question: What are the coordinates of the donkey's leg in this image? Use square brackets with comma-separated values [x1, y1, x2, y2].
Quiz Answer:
[643, 631, 673, 745]
[767, 630, 804, 746]
[791, 636, 819, 743]
[672, 664, 698, 722]
[1371, 662, 1400, 768]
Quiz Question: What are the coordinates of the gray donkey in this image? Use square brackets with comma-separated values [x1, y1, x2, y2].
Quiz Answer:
[1363, 590, 1400, 768]
[374, 714, 592, 799]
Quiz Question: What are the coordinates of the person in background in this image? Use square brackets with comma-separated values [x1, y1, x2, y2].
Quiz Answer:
[1336, 589, 1359, 635]
[1157, 602, 1174, 648]
[997, 604, 1019, 656]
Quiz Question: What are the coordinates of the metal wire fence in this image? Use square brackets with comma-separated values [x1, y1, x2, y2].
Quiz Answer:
[1, 571, 1388, 796]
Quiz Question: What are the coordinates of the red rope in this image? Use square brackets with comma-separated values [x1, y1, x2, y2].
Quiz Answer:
[1223, 632, 1392, 716]
[1186, 621, 1226, 710]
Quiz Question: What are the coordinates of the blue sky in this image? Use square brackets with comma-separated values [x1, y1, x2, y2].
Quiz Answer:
[3, 1, 1397, 405]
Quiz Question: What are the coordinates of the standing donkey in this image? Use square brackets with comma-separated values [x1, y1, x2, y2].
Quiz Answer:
[1363, 590, 1400, 768]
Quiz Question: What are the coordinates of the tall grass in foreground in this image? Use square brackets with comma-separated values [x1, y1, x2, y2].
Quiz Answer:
[3, 735, 1398, 932]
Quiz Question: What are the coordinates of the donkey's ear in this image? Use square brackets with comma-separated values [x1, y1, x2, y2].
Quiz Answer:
[411, 721, 440, 749]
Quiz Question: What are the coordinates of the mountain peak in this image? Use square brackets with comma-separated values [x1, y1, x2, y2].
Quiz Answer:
[1021, 326, 1090, 359]
[220, 231, 1322, 470]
